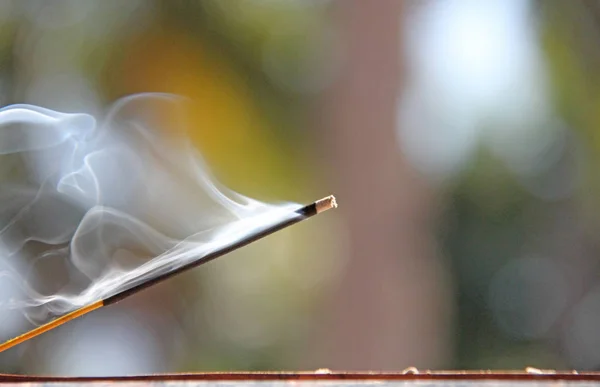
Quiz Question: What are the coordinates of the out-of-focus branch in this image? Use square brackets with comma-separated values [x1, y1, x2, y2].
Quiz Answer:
[312, 0, 453, 370]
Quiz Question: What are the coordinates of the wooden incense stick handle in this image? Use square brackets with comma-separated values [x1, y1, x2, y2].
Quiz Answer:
[0, 300, 104, 353]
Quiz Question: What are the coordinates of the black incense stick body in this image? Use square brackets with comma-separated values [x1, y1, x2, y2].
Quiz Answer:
[0, 195, 336, 353]
[104, 197, 333, 305]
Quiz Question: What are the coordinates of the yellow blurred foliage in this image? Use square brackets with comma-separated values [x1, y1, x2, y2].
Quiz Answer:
[113, 28, 300, 198]
[541, 7, 600, 216]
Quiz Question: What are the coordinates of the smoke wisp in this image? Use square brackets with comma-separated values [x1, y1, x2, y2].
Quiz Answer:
[0, 93, 299, 321]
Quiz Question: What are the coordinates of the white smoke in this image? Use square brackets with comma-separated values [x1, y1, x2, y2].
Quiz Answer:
[0, 93, 300, 319]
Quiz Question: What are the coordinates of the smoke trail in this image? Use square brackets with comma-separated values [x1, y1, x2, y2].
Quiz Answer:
[0, 93, 300, 319]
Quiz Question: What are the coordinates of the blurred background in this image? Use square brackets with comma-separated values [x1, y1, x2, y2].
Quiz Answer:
[1, 0, 600, 375]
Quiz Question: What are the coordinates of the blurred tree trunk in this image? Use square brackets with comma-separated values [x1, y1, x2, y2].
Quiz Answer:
[313, 0, 452, 370]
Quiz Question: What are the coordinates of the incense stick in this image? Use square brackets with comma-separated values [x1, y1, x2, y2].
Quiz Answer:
[0, 195, 337, 353]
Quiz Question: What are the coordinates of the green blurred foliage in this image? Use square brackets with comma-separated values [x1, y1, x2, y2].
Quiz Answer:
[4, 0, 600, 374]
[0, 0, 339, 374]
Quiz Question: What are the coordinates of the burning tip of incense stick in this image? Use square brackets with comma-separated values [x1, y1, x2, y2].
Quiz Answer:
[315, 195, 337, 213]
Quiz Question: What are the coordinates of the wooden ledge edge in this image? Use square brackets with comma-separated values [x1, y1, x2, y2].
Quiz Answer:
[0, 370, 598, 383]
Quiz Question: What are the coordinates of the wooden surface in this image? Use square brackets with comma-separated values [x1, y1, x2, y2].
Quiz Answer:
[1, 371, 600, 385]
